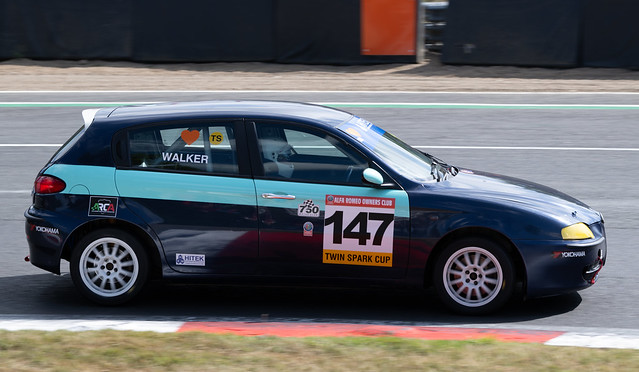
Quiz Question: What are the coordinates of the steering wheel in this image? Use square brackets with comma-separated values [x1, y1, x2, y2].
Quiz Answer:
[276, 144, 297, 162]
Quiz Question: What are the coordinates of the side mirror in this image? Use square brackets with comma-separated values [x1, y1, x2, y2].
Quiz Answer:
[362, 168, 384, 185]
[362, 168, 395, 188]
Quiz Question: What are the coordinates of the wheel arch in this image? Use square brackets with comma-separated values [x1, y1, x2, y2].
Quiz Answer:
[61, 218, 163, 280]
[424, 227, 527, 291]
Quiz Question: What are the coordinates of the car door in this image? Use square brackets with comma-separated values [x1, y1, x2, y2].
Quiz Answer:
[249, 120, 410, 279]
[114, 120, 259, 274]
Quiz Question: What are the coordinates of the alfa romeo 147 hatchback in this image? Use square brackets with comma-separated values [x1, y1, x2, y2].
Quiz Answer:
[25, 101, 606, 314]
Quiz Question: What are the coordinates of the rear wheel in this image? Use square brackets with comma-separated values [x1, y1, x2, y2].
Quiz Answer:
[433, 237, 514, 315]
[70, 229, 148, 305]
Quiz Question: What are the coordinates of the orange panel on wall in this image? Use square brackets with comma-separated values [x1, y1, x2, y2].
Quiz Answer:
[361, 0, 417, 55]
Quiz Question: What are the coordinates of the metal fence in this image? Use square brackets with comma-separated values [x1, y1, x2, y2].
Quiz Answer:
[423, 1, 448, 53]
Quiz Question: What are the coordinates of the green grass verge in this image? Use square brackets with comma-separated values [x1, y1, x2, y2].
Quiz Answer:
[1, 330, 639, 371]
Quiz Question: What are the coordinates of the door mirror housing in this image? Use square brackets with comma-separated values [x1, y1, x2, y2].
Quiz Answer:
[362, 168, 384, 185]
[362, 168, 395, 188]
[363, 168, 396, 188]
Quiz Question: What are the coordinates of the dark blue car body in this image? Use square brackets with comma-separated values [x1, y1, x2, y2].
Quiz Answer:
[25, 101, 606, 314]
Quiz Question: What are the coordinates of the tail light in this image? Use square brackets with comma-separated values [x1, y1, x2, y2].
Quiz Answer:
[34, 175, 66, 194]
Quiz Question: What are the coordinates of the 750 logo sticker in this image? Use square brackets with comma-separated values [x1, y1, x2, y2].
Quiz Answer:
[323, 195, 395, 267]
[298, 199, 320, 217]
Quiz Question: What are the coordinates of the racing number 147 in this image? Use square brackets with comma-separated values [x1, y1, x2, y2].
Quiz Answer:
[324, 211, 393, 245]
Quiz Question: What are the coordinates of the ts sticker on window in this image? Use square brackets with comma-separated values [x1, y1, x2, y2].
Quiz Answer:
[209, 132, 224, 145]
[323, 195, 395, 267]
[88, 196, 118, 217]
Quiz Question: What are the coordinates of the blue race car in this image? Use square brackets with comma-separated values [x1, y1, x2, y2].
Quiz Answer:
[25, 101, 606, 314]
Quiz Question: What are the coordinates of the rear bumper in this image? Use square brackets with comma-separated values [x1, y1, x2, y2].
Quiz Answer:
[24, 207, 66, 275]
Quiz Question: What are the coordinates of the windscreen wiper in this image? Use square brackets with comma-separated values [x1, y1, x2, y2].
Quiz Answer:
[425, 153, 459, 181]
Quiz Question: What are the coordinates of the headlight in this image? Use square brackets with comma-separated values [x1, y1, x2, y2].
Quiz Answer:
[561, 223, 595, 240]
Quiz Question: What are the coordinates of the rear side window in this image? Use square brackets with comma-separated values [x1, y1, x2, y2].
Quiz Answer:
[128, 123, 238, 175]
[49, 125, 85, 164]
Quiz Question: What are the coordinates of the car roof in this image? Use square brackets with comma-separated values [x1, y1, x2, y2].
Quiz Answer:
[87, 100, 354, 129]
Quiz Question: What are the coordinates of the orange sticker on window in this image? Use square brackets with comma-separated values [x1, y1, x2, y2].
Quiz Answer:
[181, 130, 200, 145]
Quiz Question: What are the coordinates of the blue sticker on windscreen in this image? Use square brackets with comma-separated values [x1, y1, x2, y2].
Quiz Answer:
[339, 116, 385, 149]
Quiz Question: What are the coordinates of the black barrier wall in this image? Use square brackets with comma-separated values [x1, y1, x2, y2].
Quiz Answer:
[275, 0, 360, 64]
[131, 0, 274, 62]
[582, 0, 639, 69]
[442, 0, 581, 68]
[442, 0, 639, 69]
[3, 0, 638, 68]
[2, 0, 132, 60]
[1, 0, 275, 62]
[0, 0, 417, 64]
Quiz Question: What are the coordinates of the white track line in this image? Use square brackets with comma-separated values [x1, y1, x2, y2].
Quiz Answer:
[0, 318, 638, 349]
[1, 90, 639, 95]
[318, 102, 639, 108]
[414, 146, 639, 151]
[0, 144, 62, 147]
[0, 319, 182, 333]
[546, 332, 639, 350]
[0, 101, 154, 105]
[3, 144, 639, 152]
[2, 101, 639, 109]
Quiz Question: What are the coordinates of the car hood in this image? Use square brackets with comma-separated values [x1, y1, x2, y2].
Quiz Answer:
[433, 169, 602, 225]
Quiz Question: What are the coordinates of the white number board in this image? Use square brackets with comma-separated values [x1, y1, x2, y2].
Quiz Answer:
[323, 194, 395, 267]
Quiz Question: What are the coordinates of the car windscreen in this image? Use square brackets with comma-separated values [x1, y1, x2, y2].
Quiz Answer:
[48, 125, 85, 164]
[337, 116, 435, 183]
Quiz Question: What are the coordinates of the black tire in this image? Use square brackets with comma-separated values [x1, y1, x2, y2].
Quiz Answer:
[433, 237, 515, 315]
[70, 228, 148, 305]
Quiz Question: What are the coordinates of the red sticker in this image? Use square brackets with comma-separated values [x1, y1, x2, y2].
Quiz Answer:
[181, 130, 200, 145]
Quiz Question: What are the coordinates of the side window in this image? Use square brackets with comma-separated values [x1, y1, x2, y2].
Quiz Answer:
[128, 123, 238, 175]
[256, 122, 369, 185]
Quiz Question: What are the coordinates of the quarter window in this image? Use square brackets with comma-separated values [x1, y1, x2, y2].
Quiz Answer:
[128, 123, 238, 175]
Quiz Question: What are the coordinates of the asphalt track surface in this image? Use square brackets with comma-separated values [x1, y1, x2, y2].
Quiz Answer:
[2, 91, 639, 348]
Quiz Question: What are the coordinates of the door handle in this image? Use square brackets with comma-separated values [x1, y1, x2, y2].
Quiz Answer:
[262, 193, 296, 200]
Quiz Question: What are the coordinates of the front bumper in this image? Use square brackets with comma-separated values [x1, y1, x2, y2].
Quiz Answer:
[515, 223, 607, 298]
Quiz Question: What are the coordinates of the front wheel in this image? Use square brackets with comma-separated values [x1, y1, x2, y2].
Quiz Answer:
[433, 237, 515, 315]
[70, 229, 148, 305]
